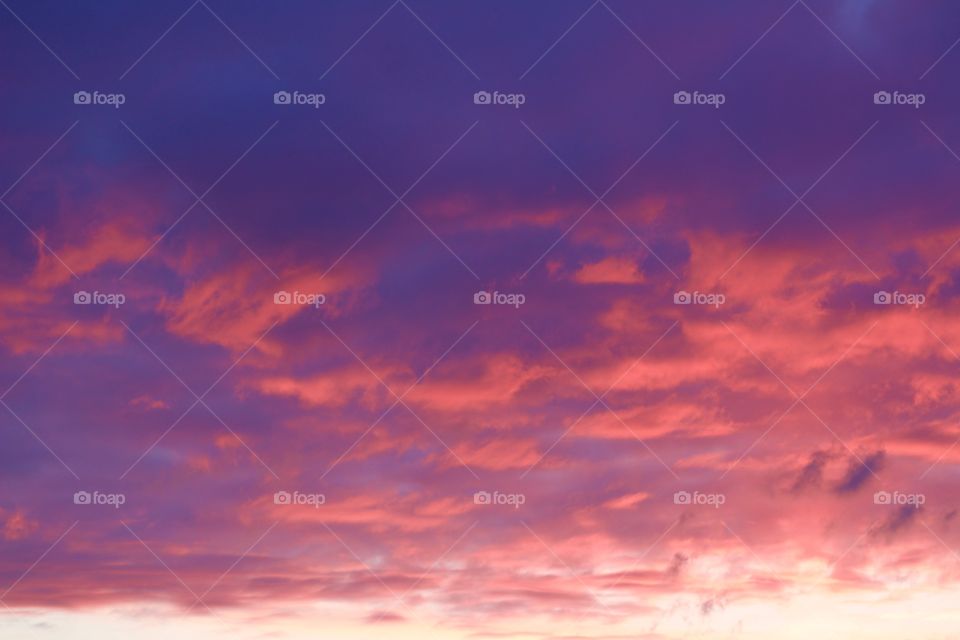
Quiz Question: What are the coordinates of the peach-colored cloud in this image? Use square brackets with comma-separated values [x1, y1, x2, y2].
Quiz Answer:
[573, 256, 645, 284]
[163, 263, 372, 353]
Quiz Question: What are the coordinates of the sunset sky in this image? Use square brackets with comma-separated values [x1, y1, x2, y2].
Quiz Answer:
[2, 1, 960, 638]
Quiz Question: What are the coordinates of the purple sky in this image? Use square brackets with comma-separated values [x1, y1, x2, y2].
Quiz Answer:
[3, 1, 960, 638]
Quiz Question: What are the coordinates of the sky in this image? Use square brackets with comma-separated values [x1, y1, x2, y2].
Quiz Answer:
[2, 0, 960, 638]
